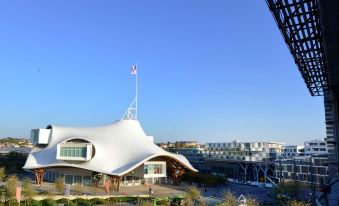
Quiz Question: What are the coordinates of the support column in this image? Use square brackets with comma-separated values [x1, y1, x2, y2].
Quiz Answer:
[252, 165, 256, 182]
[264, 163, 268, 184]
[33, 168, 45, 185]
[167, 160, 185, 185]
[258, 163, 269, 184]
[109, 176, 121, 191]
[239, 163, 248, 182]
[254, 164, 259, 182]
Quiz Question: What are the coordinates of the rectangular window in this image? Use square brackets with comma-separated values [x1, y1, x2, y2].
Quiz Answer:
[75, 147, 80, 157]
[144, 165, 148, 174]
[74, 175, 82, 185]
[67, 147, 71, 157]
[71, 147, 75, 157]
[144, 164, 164, 174]
[60, 146, 87, 158]
[65, 175, 73, 184]
[82, 147, 87, 157]
[83, 176, 92, 186]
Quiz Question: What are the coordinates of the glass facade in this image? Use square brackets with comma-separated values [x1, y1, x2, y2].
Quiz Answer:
[33, 130, 39, 144]
[65, 175, 73, 184]
[46, 172, 92, 186]
[83, 176, 92, 186]
[74, 175, 82, 185]
[144, 164, 163, 175]
[60, 146, 87, 158]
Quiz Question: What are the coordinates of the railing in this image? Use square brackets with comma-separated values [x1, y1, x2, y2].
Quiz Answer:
[316, 176, 339, 206]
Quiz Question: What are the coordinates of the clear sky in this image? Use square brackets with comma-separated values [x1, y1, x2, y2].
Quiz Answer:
[0, 1, 325, 145]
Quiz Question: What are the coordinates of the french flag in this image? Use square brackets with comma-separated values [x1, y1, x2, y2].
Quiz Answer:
[131, 65, 137, 75]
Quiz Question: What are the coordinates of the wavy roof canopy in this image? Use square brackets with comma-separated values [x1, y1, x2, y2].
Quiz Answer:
[23, 120, 197, 176]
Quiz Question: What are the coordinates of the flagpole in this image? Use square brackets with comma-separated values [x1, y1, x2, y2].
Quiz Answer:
[135, 63, 138, 120]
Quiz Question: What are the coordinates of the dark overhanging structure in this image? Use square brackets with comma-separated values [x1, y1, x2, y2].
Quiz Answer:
[266, 0, 339, 204]
[267, 0, 328, 96]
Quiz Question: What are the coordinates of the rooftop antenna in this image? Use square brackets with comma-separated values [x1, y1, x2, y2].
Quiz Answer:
[121, 64, 138, 120]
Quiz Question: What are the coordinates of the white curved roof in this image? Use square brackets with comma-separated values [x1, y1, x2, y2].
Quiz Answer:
[23, 120, 197, 176]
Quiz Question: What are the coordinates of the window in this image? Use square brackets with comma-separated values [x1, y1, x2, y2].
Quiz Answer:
[83, 176, 92, 186]
[74, 175, 82, 185]
[144, 165, 148, 174]
[33, 130, 39, 143]
[60, 146, 87, 158]
[154, 164, 162, 174]
[65, 175, 73, 184]
[144, 164, 164, 175]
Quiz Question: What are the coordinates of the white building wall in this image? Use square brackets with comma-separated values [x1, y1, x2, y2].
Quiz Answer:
[282, 145, 304, 158]
[203, 140, 283, 162]
[304, 139, 328, 155]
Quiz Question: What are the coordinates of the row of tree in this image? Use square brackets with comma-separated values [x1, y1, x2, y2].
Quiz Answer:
[182, 173, 225, 187]
[0, 152, 28, 174]
[0, 175, 36, 206]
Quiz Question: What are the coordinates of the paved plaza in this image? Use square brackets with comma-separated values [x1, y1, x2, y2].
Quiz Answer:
[1, 180, 319, 205]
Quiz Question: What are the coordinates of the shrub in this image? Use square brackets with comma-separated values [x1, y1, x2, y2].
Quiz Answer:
[54, 177, 65, 194]
[219, 192, 237, 206]
[6, 175, 19, 202]
[0, 167, 5, 182]
[287, 200, 311, 206]
[22, 178, 37, 206]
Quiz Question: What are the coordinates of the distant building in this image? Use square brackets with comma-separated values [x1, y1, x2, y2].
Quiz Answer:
[187, 140, 283, 184]
[156, 142, 176, 153]
[275, 154, 329, 185]
[281, 145, 304, 158]
[303, 139, 327, 156]
[203, 140, 283, 162]
[157, 141, 202, 154]
[175, 141, 200, 148]
[177, 147, 205, 172]
[281, 139, 328, 158]
[0, 138, 32, 149]
[0, 147, 32, 155]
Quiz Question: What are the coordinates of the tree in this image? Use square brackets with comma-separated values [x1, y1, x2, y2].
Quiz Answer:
[54, 177, 65, 194]
[6, 175, 19, 205]
[22, 178, 36, 206]
[0, 167, 5, 182]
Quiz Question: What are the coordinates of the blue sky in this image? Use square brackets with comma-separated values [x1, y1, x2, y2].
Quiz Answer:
[0, 1, 325, 145]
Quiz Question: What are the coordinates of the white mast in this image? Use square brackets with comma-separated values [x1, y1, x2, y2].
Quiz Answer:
[135, 63, 138, 120]
[121, 63, 138, 120]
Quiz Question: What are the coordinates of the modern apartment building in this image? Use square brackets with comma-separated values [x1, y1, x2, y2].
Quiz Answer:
[203, 140, 283, 162]
[176, 147, 206, 172]
[281, 145, 304, 158]
[275, 154, 329, 185]
[303, 139, 328, 156]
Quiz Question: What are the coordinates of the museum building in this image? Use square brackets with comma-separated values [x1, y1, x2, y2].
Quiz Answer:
[23, 119, 197, 189]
